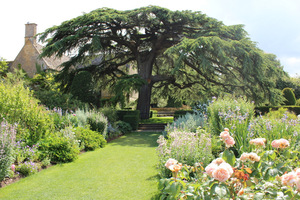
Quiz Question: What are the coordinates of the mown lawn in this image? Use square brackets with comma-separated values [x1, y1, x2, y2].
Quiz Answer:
[140, 117, 174, 124]
[0, 132, 161, 200]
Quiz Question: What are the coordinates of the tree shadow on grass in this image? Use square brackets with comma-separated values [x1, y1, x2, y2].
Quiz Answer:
[108, 131, 162, 147]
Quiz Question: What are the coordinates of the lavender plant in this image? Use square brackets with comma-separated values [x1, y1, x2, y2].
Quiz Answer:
[0, 120, 16, 180]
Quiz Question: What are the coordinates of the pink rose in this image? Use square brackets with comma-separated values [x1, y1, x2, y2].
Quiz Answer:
[212, 158, 225, 165]
[212, 165, 232, 182]
[272, 139, 290, 149]
[249, 138, 266, 147]
[224, 136, 235, 148]
[11, 164, 15, 172]
[281, 172, 297, 187]
[220, 131, 230, 140]
[205, 163, 218, 177]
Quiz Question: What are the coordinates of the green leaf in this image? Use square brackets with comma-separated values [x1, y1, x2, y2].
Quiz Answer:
[211, 184, 228, 198]
[222, 149, 236, 166]
[170, 182, 181, 196]
[253, 193, 265, 200]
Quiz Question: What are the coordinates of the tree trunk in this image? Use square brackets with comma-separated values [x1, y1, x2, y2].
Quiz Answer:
[136, 53, 155, 120]
[137, 83, 152, 119]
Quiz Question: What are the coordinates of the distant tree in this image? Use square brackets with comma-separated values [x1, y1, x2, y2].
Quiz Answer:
[39, 6, 285, 119]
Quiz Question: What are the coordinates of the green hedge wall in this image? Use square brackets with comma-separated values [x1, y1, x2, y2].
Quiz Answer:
[116, 110, 140, 130]
[255, 106, 300, 116]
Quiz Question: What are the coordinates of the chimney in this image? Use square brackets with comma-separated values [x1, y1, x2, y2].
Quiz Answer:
[25, 22, 37, 44]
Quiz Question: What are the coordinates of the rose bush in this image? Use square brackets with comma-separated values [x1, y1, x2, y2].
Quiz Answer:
[158, 128, 300, 199]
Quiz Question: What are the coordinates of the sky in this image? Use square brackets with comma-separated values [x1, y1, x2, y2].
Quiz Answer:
[1, 0, 300, 77]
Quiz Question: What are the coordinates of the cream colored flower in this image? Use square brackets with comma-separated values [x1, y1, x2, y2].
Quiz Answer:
[212, 165, 232, 182]
[224, 136, 235, 148]
[165, 158, 178, 169]
[249, 138, 266, 147]
[272, 139, 290, 149]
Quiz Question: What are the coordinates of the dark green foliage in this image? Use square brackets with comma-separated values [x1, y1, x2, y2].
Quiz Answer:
[99, 107, 118, 123]
[34, 90, 86, 112]
[282, 88, 296, 105]
[38, 132, 80, 163]
[70, 71, 95, 104]
[87, 116, 107, 135]
[123, 114, 140, 130]
[166, 97, 182, 108]
[73, 127, 106, 151]
[255, 106, 300, 116]
[116, 110, 140, 121]
[114, 121, 132, 134]
[39, 6, 287, 120]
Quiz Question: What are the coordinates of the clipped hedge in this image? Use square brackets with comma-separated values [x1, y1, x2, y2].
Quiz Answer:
[255, 106, 300, 116]
[150, 110, 158, 118]
[282, 88, 296, 105]
[117, 110, 140, 130]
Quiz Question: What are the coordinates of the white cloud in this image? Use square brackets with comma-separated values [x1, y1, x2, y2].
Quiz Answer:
[280, 56, 300, 77]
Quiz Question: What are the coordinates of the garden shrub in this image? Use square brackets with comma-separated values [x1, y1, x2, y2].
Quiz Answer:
[73, 127, 106, 151]
[15, 161, 40, 177]
[38, 129, 80, 163]
[116, 110, 140, 121]
[114, 120, 132, 134]
[99, 107, 118, 123]
[0, 120, 16, 181]
[164, 112, 205, 134]
[282, 88, 296, 105]
[123, 114, 139, 130]
[0, 80, 54, 145]
[34, 90, 86, 112]
[87, 113, 108, 138]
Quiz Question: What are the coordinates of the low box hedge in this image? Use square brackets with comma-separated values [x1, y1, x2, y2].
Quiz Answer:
[116, 110, 140, 130]
[255, 106, 300, 116]
[174, 110, 195, 119]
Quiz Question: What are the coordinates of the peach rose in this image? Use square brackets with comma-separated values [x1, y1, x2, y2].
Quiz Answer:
[205, 163, 218, 177]
[249, 138, 266, 147]
[220, 131, 230, 140]
[281, 172, 297, 187]
[224, 136, 235, 148]
[239, 153, 249, 162]
[212, 158, 225, 165]
[212, 165, 232, 182]
[272, 139, 290, 149]
[165, 158, 178, 169]
[224, 128, 229, 132]
[248, 152, 260, 162]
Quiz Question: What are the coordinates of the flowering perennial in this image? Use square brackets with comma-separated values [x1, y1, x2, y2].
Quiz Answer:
[271, 138, 290, 149]
[220, 128, 235, 148]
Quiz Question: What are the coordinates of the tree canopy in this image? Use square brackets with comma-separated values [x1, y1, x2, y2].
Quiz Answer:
[39, 6, 286, 119]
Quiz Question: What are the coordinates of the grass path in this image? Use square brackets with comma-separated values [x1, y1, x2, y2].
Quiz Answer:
[0, 132, 161, 200]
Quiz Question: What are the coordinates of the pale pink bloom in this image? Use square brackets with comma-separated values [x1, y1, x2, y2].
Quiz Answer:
[169, 163, 182, 172]
[272, 139, 290, 149]
[11, 164, 15, 172]
[205, 163, 218, 177]
[219, 162, 233, 176]
[239, 153, 249, 162]
[224, 136, 235, 148]
[295, 168, 300, 179]
[212, 165, 232, 182]
[212, 158, 225, 165]
[165, 158, 178, 170]
[281, 172, 297, 187]
[220, 131, 230, 140]
[249, 138, 266, 147]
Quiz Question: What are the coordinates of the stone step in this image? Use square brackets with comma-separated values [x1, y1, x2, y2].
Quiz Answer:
[138, 123, 167, 131]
